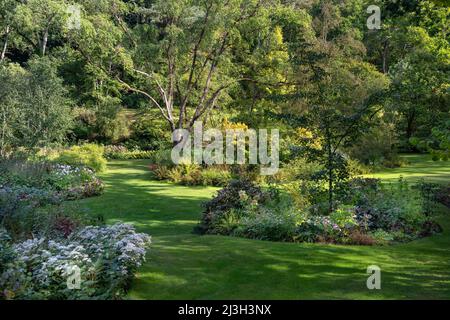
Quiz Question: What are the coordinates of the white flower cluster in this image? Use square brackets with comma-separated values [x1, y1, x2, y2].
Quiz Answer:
[12, 238, 94, 288]
[52, 164, 81, 176]
[52, 164, 94, 177]
[0, 224, 151, 299]
[71, 224, 152, 275]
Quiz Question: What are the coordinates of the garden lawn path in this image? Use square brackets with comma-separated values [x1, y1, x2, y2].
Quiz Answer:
[80, 158, 450, 299]
[366, 154, 450, 184]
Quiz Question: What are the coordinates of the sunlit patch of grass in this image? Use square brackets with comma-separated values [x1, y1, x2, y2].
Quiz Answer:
[367, 154, 450, 184]
[79, 158, 450, 300]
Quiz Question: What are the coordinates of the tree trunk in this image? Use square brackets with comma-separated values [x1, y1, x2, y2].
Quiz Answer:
[326, 127, 333, 213]
[406, 108, 416, 140]
[328, 159, 333, 213]
[1, 25, 10, 61]
[382, 40, 389, 74]
[42, 28, 49, 56]
[0, 104, 9, 158]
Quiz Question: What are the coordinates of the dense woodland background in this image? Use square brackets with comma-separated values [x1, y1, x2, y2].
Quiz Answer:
[0, 0, 448, 161]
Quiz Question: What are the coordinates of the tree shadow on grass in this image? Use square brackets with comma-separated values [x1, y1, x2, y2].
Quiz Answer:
[81, 160, 450, 300]
[129, 233, 450, 300]
[79, 164, 217, 236]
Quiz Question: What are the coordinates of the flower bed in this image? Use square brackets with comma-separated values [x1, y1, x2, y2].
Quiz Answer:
[196, 179, 442, 245]
[0, 161, 105, 201]
[0, 224, 151, 300]
[0, 159, 152, 300]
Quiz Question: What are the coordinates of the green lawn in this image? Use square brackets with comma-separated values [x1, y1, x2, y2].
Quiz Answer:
[80, 157, 450, 299]
[367, 154, 450, 184]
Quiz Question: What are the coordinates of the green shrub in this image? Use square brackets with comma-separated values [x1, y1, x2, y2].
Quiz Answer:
[329, 205, 357, 228]
[196, 174, 442, 245]
[369, 229, 394, 245]
[284, 182, 312, 211]
[198, 167, 232, 186]
[416, 181, 442, 215]
[165, 164, 201, 185]
[435, 185, 450, 208]
[0, 185, 102, 241]
[295, 215, 352, 244]
[150, 165, 171, 180]
[0, 160, 105, 241]
[347, 158, 371, 176]
[148, 161, 233, 187]
[149, 149, 174, 166]
[348, 178, 442, 242]
[104, 145, 155, 160]
[167, 166, 185, 184]
[0, 158, 53, 188]
[214, 209, 243, 235]
[357, 180, 426, 233]
[284, 179, 329, 214]
[345, 230, 376, 246]
[100, 111, 131, 143]
[0, 229, 15, 276]
[199, 181, 302, 241]
[56, 144, 107, 173]
[347, 121, 399, 166]
[279, 157, 322, 182]
[389, 230, 414, 242]
[125, 114, 172, 151]
[196, 180, 270, 234]
[381, 155, 408, 168]
[235, 207, 302, 242]
[294, 218, 324, 243]
[72, 102, 131, 144]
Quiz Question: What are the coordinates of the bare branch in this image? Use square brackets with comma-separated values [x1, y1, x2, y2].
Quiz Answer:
[116, 77, 174, 127]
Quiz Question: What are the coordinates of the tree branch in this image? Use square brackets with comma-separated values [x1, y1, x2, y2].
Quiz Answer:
[116, 77, 174, 128]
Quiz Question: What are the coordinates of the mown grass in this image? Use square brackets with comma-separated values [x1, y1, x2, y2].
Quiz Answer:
[367, 154, 450, 184]
[79, 156, 450, 299]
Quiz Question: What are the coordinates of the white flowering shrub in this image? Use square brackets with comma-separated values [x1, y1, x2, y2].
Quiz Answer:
[70, 224, 151, 282]
[0, 224, 151, 300]
[0, 162, 105, 241]
[48, 164, 105, 199]
[0, 160, 104, 202]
